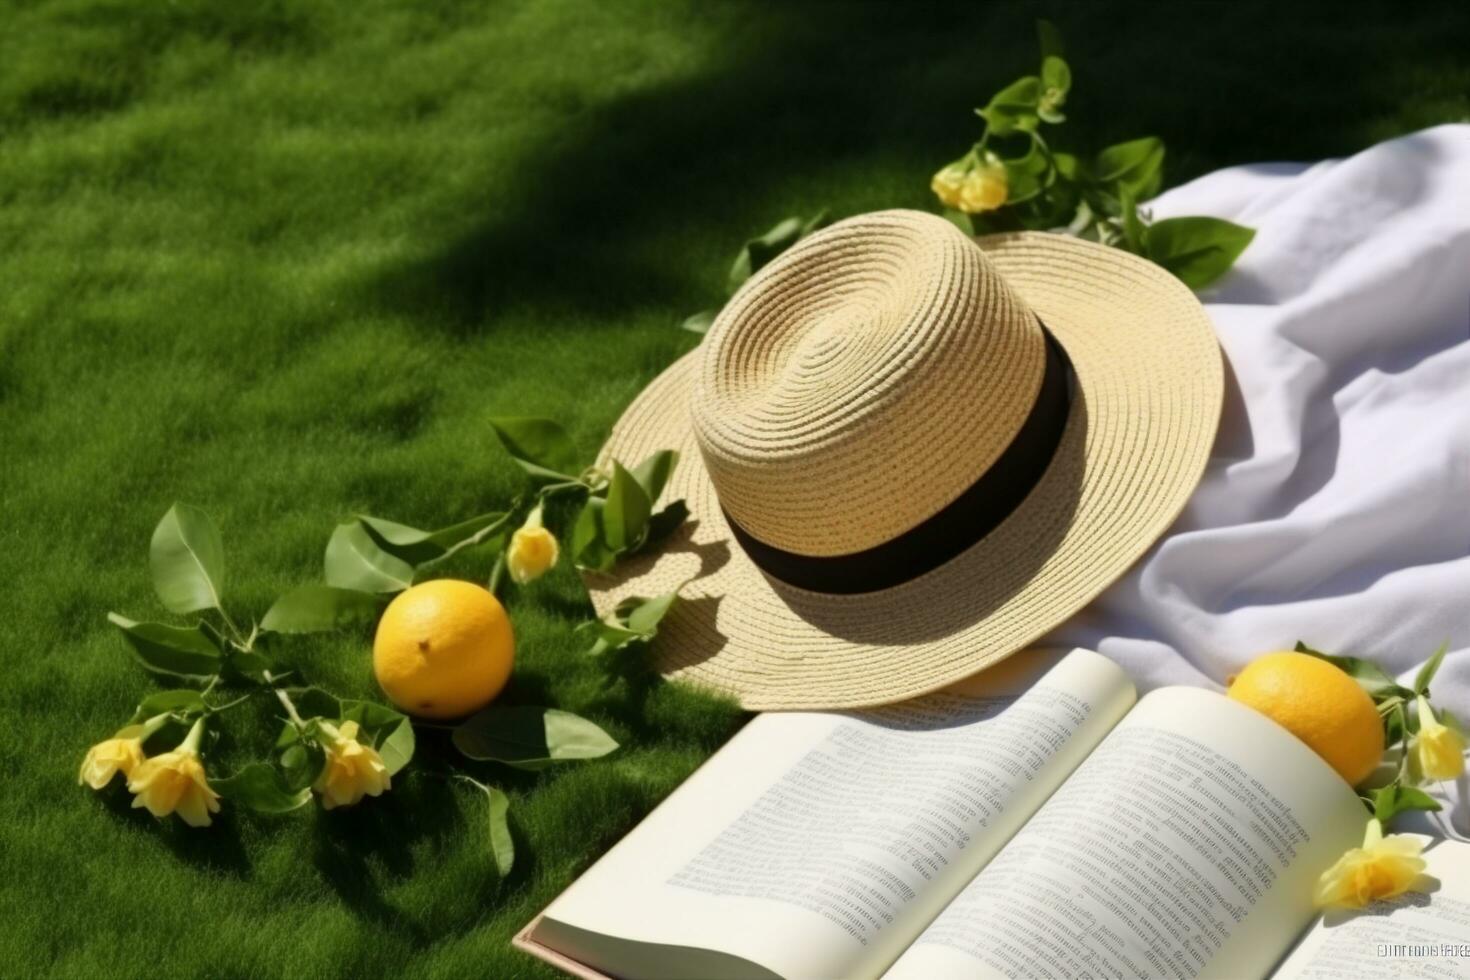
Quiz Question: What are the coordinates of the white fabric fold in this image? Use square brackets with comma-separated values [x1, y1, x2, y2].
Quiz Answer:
[1040, 124, 1470, 831]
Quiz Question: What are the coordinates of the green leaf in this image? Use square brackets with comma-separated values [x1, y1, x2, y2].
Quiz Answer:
[262, 585, 384, 634]
[213, 762, 312, 814]
[359, 511, 511, 567]
[1372, 783, 1442, 825]
[1036, 18, 1065, 59]
[1094, 137, 1165, 202]
[625, 592, 679, 634]
[1041, 56, 1070, 94]
[1053, 152, 1081, 182]
[1386, 701, 1408, 749]
[107, 613, 222, 679]
[1295, 641, 1414, 700]
[277, 738, 326, 792]
[1145, 216, 1256, 290]
[583, 619, 644, 657]
[128, 689, 206, 724]
[149, 504, 226, 614]
[682, 308, 719, 335]
[339, 700, 415, 775]
[602, 462, 651, 553]
[1021, 176, 1081, 231]
[585, 592, 679, 655]
[634, 500, 690, 555]
[727, 216, 822, 295]
[1119, 184, 1145, 255]
[324, 522, 413, 594]
[456, 775, 515, 876]
[483, 785, 514, 876]
[453, 707, 619, 769]
[488, 417, 581, 483]
[941, 209, 975, 236]
[999, 135, 1052, 205]
[979, 76, 1042, 135]
[629, 450, 678, 504]
[223, 643, 272, 682]
[1414, 641, 1450, 696]
[571, 496, 615, 572]
[1037, 56, 1070, 123]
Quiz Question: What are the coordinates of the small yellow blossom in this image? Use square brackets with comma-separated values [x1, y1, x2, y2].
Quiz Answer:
[1414, 696, 1467, 781]
[1314, 819, 1427, 909]
[127, 719, 221, 828]
[81, 714, 171, 790]
[930, 161, 969, 210]
[507, 505, 559, 585]
[79, 728, 148, 789]
[313, 720, 391, 810]
[957, 161, 1009, 214]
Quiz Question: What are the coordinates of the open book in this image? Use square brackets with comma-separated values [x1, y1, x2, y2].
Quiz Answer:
[517, 649, 1470, 979]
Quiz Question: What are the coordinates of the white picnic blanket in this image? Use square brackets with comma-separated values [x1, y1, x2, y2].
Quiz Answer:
[1040, 123, 1470, 831]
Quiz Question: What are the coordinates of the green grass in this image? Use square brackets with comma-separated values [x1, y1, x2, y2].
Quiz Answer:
[1, 2, 1466, 976]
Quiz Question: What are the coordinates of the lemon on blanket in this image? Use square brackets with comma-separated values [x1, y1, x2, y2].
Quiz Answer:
[1227, 651, 1384, 786]
[373, 580, 514, 719]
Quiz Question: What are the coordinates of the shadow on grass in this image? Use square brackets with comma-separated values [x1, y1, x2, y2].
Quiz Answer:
[587, 632, 747, 754]
[309, 776, 461, 943]
[96, 785, 253, 878]
[358, 3, 1470, 338]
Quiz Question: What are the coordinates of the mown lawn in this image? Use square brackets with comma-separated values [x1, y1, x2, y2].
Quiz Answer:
[2, 2, 1467, 976]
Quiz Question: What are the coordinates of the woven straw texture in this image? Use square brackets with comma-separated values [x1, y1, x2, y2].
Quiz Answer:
[693, 211, 1043, 555]
[585, 213, 1222, 710]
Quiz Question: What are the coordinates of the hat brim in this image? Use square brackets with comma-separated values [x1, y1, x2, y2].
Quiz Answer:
[583, 232, 1222, 710]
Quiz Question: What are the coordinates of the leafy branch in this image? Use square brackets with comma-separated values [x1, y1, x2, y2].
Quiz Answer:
[930, 18, 1255, 290]
[1297, 640, 1462, 827]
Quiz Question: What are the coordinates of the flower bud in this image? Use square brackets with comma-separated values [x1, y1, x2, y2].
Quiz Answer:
[126, 718, 221, 828]
[957, 156, 1008, 214]
[1314, 818, 1427, 909]
[1414, 696, 1467, 781]
[507, 505, 559, 585]
[929, 160, 969, 210]
[80, 714, 169, 790]
[313, 720, 391, 810]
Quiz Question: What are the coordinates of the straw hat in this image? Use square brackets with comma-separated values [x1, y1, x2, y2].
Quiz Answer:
[586, 210, 1221, 710]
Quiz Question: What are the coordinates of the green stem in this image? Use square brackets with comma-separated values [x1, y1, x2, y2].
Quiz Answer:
[216, 606, 247, 647]
[488, 551, 507, 597]
[206, 691, 258, 715]
[1393, 703, 1411, 782]
[263, 669, 307, 730]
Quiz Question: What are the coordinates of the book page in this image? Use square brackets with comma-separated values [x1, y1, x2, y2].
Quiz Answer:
[885, 687, 1367, 980]
[530, 647, 1136, 980]
[1271, 838, 1470, 979]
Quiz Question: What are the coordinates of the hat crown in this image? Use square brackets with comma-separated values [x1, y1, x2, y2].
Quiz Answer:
[692, 209, 1046, 557]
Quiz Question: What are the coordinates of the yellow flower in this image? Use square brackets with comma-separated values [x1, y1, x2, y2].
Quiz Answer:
[79, 729, 147, 789]
[507, 505, 559, 585]
[126, 719, 221, 828]
[930, 160, 968, 210]
[957, 161, 1008, 214]
[81, 714, 172, 790]
[1314, 818, 1427, 909]
[1414, 696, 1467, 781]
[313, 720, 391, 810]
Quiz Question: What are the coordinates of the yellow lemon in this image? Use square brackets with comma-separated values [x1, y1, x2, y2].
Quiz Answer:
[372, 579, 514, 719]
[1227, 651, 1384, 786]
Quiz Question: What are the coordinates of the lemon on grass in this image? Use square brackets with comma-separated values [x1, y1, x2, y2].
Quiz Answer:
[372, 579, 514, 719]
[1227, 651, 1385, 787]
